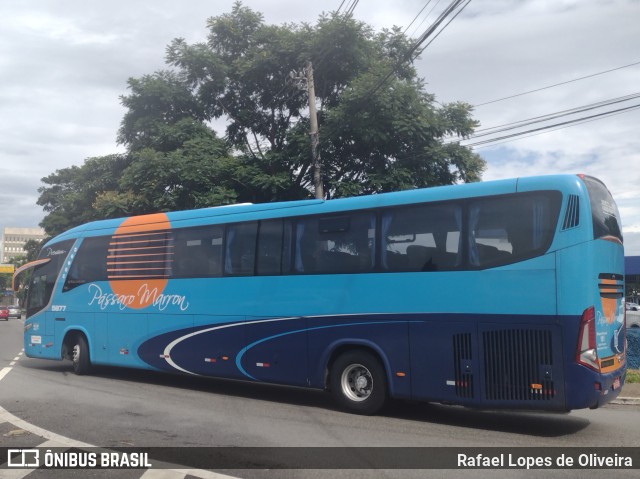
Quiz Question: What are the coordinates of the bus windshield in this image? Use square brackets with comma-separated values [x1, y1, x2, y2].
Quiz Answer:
[25, 240, 75, 317]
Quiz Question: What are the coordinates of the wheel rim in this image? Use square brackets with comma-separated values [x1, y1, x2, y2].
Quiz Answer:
[72, 344, 80, 366]
[341, 363, 373, 402]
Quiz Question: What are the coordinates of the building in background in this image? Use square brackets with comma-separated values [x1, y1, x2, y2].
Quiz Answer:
[626, 256, 640, 304]
[1, 227, 46, 263]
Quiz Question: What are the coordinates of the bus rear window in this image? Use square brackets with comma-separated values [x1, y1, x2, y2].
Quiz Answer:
[582, 176, 623, 243]
[468, 191, 561, 268]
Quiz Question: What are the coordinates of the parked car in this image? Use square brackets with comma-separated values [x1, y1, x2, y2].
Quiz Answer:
[7, 306, 21, 319]
[0, 307, 8, 321]
[627, 310, 640, 328]
[626, 302, 640, 311]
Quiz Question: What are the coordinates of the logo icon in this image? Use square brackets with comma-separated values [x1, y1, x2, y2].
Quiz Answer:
[7, 449, 40, 468]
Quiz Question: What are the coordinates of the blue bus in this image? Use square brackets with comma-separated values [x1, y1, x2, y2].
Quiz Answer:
[16, 174, 626, 414]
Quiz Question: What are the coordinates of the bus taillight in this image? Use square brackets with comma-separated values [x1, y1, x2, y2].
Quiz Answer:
[576, 306, 599, 371]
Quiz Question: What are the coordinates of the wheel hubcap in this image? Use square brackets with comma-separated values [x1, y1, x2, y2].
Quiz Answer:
[341, 363, 373, 402]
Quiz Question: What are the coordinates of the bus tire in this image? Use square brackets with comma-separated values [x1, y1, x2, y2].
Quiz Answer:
[71, 334, 91, 375]
[330, 350, 387, 415]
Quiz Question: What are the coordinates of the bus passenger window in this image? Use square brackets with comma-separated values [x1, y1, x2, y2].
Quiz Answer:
[225, 222, 258, 276]
[257, 219, 292, 275]
[64, 236, 110, 291]
[173, 225, 224, 278]
[381, 203, 461, 272]
[295, 213, 375, 274]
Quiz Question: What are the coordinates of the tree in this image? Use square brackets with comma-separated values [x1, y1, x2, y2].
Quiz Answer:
[95, 120, 238, 216]
[155, 2, 484, 198]
[0, 273, 9, 292]
[118, 71, 208, 153]
[21, 239, 42, 262]
[37, 154, 133, 235]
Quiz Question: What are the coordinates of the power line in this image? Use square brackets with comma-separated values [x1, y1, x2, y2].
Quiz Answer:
[319, 0, 469, 111]
[469, 92, 640, 139]
[412, 0, 471, 59]
[409, 0, 470, 60]
[404, 1, 438, 35]
[364, 0, 471, 100]
[473, 60, 640, 107]
[468, 105, 639, 149]
[345, 0, 360, 16]
[337, 0, 359, 16]
[462, 103, 640, 148]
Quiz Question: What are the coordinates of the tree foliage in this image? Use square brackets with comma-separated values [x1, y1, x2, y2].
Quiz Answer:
[38, 154, 133, 234]
[37, 1, 484, 238]
[155, 2, 484, 197]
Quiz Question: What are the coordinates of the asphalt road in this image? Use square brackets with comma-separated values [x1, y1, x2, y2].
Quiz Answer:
[1, 317, 639, 479]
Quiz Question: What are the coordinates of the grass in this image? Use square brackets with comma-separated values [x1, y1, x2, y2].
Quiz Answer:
[627, 369, 640, 383]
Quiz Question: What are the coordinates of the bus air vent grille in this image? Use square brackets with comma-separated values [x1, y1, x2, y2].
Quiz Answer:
[483, 329, 555, 401]
[107, 230, 174, 280]
[562, 195, 580, 230]
[453, 333, 474, 398]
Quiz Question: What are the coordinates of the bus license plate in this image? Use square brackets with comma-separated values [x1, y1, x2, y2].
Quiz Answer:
[613, 377, 621, 390]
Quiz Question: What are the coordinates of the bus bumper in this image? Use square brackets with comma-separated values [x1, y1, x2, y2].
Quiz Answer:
[566, 366, 625, 410]
[24, 334, 59, 359]
[589, 370, 625, 408]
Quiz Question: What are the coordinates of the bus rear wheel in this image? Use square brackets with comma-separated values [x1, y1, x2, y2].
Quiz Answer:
[330, 350, 387, 415]
[71, 334, 91, 375]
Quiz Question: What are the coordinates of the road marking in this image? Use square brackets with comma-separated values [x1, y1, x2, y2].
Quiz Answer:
[0, 367, 12, 381]
[0, 405, 92, 448]
[1, 404, 241, 478]
[1, 349, 24, 381]
[140, 471, 187, 479]
[0, 466, 33, 479]
[140, 470, 238, 479]
[0, 353, 240, 479]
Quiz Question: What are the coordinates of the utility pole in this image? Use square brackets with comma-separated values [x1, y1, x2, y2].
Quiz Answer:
[306, 62, 323, 200]
[290, 62, 324, 200]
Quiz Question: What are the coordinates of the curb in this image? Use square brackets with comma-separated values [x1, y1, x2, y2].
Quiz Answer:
[611, 397, 640, 406]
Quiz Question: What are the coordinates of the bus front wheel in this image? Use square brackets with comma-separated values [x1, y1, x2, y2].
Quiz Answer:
[330, 350, 387, 415]
[71, 334, 91, 375]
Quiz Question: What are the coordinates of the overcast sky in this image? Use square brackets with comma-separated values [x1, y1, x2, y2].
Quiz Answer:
[1, 0, 639, 254]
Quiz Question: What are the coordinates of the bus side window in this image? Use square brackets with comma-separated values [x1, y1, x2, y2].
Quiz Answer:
[381, 203, 461, 272]
[63, 236, 110, 291]
[294, 213, 375, 274]
[173, 225, 224, 278]
[225, 222, 258, 276]
[256, 219, 292, 275]
[468, 193, 558, 268]
[468, 205, 513, 267]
